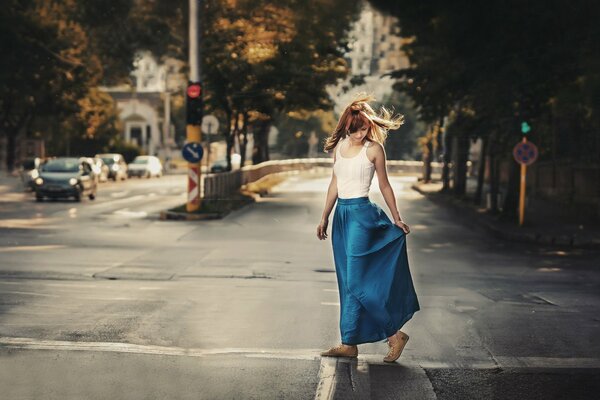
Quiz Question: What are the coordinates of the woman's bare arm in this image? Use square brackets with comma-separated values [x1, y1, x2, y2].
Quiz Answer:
[317, 148, 339, 240]
[369, 143, 407, 229]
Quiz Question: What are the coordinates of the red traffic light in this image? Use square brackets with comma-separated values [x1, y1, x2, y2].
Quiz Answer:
[187, 83, 202, 98]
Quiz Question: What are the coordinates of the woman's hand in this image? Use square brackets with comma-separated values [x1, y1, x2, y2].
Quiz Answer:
[317, 219, 329, 240]
[394, 219, 410, 234]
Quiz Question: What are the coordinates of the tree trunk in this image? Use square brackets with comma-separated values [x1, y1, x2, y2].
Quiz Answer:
[225, 108, 235, 171]
[474, 135, 488, 205]
[452, 133, 469, 197]
[423, 139, 432, 183]
[240, 112, 249, 168]
[252, 119, 271, 164]
[488, 135, 500, 213]
[6, 132, 16, 172]
[502, 158, 520, 220]
[441, 130, 452, 192]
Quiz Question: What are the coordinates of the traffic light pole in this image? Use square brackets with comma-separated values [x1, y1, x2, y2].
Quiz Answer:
[186, 0, 203, 212]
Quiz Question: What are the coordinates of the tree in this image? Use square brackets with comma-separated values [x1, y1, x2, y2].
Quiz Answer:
[370, 0, 600, 219]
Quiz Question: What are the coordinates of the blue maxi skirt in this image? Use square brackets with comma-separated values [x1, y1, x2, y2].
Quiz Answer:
[332, 196, 420, 345]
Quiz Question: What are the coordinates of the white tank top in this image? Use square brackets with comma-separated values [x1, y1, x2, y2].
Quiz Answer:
[333, 137, 376, 199]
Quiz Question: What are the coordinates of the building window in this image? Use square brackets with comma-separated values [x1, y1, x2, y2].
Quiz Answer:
[381, 34, 386, 42]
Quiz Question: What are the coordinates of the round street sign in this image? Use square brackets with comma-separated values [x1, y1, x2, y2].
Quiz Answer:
[202, 115, 219, 135]
[187, 84, 201, 98]
[513, 140, 538, 166]
[182, 142, 204, 163]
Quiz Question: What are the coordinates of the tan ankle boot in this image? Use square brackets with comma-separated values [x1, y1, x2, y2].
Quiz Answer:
[320, 344, 358, 358]
[383, 331, 409, 363]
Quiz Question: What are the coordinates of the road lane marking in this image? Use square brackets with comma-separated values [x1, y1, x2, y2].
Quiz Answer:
[110, 191, 130, 198]
[0, 245, 67, 253]
[1, 337, 599, 369]
[323, 289, 338, 292]
[0, 291, 60, 297]
[321, 302, 340, 306]
[112, 209, 148, 218]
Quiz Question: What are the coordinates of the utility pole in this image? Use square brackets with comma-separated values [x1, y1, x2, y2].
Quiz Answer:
[185, 0, 204, 211]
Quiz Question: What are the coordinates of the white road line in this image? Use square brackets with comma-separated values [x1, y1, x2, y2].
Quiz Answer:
[1, 337, 599, 370]
[0, 291, 60, 298]
[321, 302, 340, 306]
[314, 357, 337, 400]
[110, 191, 130, 198]
[112, 209, 148, 218]
[38, 283, 98, 288]
[323, 289, 338, 292]
[0, 337, 323, 359]
[0, 245, 66, 253]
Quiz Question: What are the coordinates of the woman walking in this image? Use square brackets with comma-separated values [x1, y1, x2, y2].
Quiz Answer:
[317, 93, 420, 363]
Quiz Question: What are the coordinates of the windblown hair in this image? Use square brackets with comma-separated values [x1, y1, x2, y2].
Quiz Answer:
[323, 92, 405, 153]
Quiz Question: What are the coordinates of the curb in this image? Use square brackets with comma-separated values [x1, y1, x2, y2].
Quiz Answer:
[411, 183, 600, 250]
[159, 210, 224, 221]
[159, 191, 258, 222]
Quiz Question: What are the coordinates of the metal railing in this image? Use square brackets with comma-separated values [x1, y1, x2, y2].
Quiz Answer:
[202, 158, 441, 200]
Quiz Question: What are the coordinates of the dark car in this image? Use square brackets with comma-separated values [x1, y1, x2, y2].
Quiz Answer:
[95, 153, 128, 181]
[34, 157, 97, 202]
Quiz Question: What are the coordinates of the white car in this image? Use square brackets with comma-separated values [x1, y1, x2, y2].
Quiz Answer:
[127, 156, 163, 178]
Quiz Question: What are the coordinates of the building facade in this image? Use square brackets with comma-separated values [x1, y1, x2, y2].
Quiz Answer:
[328, 1, 409, 115]
[101, 52, 186, 157]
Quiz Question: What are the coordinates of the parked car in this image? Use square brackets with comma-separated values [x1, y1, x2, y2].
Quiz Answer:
[34, 157, 97, 202]
[82, 157, 108, 184]
[210, 159, 229, 173]
[19, 157, 42, 190]
[92, 157, 110, 182]
[95, 153, 128, 181]
[127, 155, 163, 178]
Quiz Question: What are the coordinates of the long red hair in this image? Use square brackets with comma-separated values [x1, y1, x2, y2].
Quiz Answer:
[324, 92, 404, 152]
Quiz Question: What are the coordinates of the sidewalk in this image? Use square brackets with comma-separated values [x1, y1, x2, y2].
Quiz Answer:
[0, 172, 27, 198]
[412, 180, 600, 250]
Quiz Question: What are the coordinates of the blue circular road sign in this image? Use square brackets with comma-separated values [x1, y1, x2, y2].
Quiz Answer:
[182, 142, 204, 163]
[513, 141, 538, 166]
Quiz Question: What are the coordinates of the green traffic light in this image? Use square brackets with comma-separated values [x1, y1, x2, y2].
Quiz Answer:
[521, 121, 531, 134]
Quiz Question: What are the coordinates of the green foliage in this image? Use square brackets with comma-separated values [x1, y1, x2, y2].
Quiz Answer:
[108, 141, 142, 163]
[370, 0, 600, 162]
[275, 109, 337, 157]
[377, 91, 424, 160]
[200, 0, 362, 163]
[0, 0, 363, 169]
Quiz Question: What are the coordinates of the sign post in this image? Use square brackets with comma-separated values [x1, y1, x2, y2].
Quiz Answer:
[512, 122, 538, 226]
[186, 0, 203, 212]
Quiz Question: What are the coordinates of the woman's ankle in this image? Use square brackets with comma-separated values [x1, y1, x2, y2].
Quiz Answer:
[387, 332, 400, 344]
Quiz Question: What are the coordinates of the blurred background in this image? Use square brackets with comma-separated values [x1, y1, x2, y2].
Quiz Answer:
[1, 0, 598, 223]
[0, 2, 599, 398]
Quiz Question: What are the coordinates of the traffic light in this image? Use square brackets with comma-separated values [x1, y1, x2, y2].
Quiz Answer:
[521, 121, 531, 134]
[186, 81, 203, 125]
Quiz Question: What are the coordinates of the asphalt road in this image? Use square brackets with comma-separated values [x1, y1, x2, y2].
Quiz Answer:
[0, 172, 599, 399]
